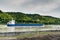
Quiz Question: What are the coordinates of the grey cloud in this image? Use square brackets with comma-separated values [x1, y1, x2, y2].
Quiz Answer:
[0, 0, 60, 18]
[53, 6, 60, 12]
[21, 0, 60, 13]
[21, 0, 56, 7]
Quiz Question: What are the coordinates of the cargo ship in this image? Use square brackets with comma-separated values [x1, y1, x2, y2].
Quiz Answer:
[7, 19, 43, 27]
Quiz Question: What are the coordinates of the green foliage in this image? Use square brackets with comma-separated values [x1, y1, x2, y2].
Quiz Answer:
[7, 12, 60, 24]
[0, 10, 3, 13]
[0, 12, 12, 24]
[0, 10, 60, 24]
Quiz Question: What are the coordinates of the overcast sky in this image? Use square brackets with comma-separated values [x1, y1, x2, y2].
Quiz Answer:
[0, 0, 60, 18]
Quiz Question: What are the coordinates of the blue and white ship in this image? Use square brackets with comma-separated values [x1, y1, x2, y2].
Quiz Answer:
[7, 19, 44, 27]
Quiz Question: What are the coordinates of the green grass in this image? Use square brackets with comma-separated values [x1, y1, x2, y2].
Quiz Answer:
[16, 32, 60, 39]
[16, 33, 35, 39]
[0, 32, 59, 39]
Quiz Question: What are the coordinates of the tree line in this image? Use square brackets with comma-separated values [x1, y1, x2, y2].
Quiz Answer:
[0, 10, 60, 24]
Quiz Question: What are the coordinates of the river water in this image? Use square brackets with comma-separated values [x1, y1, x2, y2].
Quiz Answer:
[0, 25, 60, 40]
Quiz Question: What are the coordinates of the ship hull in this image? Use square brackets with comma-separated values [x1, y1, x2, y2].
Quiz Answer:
[7, 24, 43, 26]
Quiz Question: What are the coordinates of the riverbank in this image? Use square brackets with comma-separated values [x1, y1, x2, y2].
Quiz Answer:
[0, 32, 60, 40]
[16, 32, 60, 40]
[18, 34, 60, 40]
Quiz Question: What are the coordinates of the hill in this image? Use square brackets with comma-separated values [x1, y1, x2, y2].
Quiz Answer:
[0, 10, 60, 24]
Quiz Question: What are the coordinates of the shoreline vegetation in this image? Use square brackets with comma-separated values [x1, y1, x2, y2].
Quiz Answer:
[0, 10, 60, 24]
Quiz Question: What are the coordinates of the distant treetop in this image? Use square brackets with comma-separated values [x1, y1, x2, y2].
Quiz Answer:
[0, 10, 3, 13]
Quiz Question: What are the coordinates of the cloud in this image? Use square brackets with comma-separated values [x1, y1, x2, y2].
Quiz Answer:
[21, 0, 60, 12]
[20, 0, 60, 18]
[0, 0, 60, 18]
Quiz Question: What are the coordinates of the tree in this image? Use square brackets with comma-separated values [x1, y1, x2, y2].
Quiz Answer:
[0, 10, 3, 13]
[0, 13, 13, 24]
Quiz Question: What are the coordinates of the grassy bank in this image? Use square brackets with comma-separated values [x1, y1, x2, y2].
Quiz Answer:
[0, 32, 59, 40]
[16, 32, 60, 39]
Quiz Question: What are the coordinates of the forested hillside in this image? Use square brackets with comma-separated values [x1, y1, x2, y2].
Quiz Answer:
[0, 10, 60, 24]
